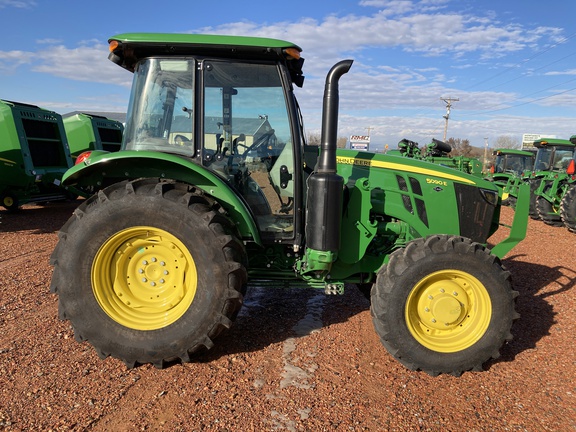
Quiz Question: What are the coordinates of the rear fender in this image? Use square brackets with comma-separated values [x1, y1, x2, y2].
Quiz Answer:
[63, 151, 261, 243]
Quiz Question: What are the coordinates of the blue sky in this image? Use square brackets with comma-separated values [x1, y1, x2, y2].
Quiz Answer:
[1, 0, 575, 151]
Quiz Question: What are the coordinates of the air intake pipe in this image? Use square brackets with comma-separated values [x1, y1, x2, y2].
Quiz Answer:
[305, 59, 353, 254]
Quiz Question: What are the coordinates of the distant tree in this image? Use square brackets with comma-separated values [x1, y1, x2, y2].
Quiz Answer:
[494, 135, 520, 149]
[447, 137, 473, 157]
[306, 133, 348, 148]
[307, 133, 321, 146]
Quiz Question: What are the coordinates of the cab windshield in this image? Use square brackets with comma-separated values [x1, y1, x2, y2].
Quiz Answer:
[123, 58, 195, 157]
[535, 147, 574, 171]
[494, 154, 533, 175]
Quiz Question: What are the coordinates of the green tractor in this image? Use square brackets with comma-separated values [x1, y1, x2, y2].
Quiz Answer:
[529, 138, 576, 225]
[395, 137, 482, 177]
[50, 33, 529, 376]
[0, 99, 75, 211]
[486, 148, 535, 207]
[63, 112, 124, 160]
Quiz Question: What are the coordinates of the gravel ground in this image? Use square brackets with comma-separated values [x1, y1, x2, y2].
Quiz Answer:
[0, 201, 575, 431]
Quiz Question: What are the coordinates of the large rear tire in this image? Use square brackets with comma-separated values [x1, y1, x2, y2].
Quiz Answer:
[371, 235, 518, 376]
[536, 183, 563, 226]
[50, 179, 247, 368]
[560, 184, 576, 233]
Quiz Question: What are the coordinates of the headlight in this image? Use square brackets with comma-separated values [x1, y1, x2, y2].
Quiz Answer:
[479, 188, 499, 206]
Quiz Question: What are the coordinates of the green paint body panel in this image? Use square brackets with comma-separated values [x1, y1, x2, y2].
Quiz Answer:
[63, 113, 124, 159]
[108, 33, 302, 73]
[63, 151, 261, 243]
[110, 33, 301, 51]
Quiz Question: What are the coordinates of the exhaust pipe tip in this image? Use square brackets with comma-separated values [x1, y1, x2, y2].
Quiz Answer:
[317, 59, 354, 174]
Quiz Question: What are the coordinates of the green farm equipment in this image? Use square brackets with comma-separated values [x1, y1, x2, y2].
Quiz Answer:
[50, 33, 529, 376]
[529, 138, 576, 225]
[63, 112, 124, 160]
[423, 138, 483, 177]
[395, 138, 482, 177]
[486, 148, 535, 206]
[0, 99, 75, 211]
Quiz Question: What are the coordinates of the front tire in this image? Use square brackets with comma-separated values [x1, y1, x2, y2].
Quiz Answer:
[528, 179, 540, 219]
[560, 184, 576, 233]
[371, 235, 518, 376]
[50, 179, 247, 368]
[0, 192, 20, 212]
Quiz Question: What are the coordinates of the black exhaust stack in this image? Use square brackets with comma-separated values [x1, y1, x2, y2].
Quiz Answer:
[305, 60, 353, 253]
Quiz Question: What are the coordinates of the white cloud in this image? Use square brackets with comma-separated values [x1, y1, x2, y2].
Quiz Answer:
[545, 69, 576, 76]
[0, 50, 33, 73]
[195, 8, 562, 67]
[36, 38, 64, 45]
[31, 42, 132, 87]
[0, 0, 36, 8]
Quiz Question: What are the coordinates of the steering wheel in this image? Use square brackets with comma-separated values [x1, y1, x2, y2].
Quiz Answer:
[173, 134, 190, 145]
[239, 129, 276, 155]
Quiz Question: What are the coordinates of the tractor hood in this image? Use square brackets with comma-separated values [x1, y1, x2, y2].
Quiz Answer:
[335, 149, 488, 188]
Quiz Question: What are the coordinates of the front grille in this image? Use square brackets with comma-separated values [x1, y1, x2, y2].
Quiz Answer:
[454, 183, 495, 242]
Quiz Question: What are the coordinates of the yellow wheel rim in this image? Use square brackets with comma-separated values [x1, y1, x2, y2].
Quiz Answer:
[92, 226, 197, 331]
[502, 192, 509, 200]
[405, 270, 491, 353]
[3, 196, 14, 207]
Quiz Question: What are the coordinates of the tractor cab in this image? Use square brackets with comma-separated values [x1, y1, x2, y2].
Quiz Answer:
[492, 149, 535, 176]
[121, 56, 299, 238]
[533, 138, 575, 172]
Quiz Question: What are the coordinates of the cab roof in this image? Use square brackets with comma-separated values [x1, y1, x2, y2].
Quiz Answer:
[533, 138, 575, 148]
[108, 32, 302, 72]
[494, 148, 535, 156]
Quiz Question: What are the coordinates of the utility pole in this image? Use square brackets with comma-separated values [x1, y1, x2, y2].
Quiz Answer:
[483, 137, 489, 172]
[366, 126, 372, 152]
[440, 97, 459, 142]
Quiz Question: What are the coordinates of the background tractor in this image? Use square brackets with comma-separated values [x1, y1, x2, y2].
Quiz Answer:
[50, 33, 529, 376]
[485, 148, 535, 207]
[529, 138, 576, 226]
[0, 99, 75, 211]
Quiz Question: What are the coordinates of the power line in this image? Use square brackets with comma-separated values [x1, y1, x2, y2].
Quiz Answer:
[463, 31, 576, 91]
